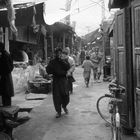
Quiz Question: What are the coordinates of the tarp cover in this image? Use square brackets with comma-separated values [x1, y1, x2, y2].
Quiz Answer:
[0, 2, 45, 27]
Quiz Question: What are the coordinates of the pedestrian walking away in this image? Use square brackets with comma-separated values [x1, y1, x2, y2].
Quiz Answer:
[0, 42, 14, 106]
[46, 47, 70, 118]
[80, 48, 86, 65]
[82, 55, 94, 87]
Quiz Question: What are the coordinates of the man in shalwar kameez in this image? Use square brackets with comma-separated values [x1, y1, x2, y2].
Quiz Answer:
[46, 48, 70, 118]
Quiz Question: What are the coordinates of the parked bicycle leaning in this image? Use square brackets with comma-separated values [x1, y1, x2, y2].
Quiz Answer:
[96, 80, 124, 140]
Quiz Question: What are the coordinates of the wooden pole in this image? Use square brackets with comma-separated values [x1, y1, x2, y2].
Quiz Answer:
[51, 31, 54, 55]
[44, 37, 47, 62]
[5, 27, 9, 53]
[63, 32, 65, 49]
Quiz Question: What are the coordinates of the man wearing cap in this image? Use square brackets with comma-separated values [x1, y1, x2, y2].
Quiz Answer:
[46, 47, 70, 118]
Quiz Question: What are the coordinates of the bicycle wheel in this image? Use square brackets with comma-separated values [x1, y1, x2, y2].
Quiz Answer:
[96, 95, 112, 125]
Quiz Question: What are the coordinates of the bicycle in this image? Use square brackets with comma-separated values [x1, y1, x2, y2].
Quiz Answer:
[96, 82, 125, 140]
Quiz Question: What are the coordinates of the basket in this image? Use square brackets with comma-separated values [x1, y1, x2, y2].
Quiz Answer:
[28, 80, 52, 94]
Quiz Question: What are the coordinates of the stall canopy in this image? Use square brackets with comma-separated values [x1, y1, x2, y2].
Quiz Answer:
[83, 29, 101, 44]
[0, 0, 72, 26]
[50, 22, 73, 33]
[0, 2, 45, 27]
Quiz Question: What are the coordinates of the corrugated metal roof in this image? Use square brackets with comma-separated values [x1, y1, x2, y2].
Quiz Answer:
[83, 29, 101, 43]
[0, 0, 46, 9]
[12, 0, 46, 5]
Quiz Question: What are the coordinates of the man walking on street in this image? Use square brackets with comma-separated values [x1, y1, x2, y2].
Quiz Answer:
[46, 47, 70, 118]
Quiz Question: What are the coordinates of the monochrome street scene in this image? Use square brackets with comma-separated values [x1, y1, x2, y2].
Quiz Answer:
[0, 0, 140, 140]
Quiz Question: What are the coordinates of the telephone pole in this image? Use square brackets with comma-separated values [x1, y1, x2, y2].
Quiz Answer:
[65, 0, 72, 25]
[101, 0, 105, 23]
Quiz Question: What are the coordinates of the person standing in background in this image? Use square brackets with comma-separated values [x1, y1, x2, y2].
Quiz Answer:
[90, 46, 103, 83]
[39, 59, 47, 78]
[46, 47, 70, 118]
[64, 47, 75, 94]
[0, 42, 14, 106]
[80, 48, 85, 65]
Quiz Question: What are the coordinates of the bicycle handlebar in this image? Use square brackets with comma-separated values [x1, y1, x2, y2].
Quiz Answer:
[108, 82, 125, 93]
[109, 82, 117, 87]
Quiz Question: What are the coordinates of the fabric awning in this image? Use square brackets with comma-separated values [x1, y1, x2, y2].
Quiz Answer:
[0, 2, 45, 27]
[45, 22, 74, 36]
[51, 22, 73, 32]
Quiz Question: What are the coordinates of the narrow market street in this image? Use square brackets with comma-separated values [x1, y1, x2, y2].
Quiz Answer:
[12, 67, 137, 140]
[0, 1, 140, 140]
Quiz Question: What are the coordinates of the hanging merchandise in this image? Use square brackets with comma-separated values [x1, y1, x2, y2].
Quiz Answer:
[6, 0, 17, 35]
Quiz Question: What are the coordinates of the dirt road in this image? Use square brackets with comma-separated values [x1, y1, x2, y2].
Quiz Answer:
[13, 67, 137, 140]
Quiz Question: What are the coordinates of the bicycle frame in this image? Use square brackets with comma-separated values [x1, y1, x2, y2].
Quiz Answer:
[96, 82, 125, 140]
[108, 84, 124, 140]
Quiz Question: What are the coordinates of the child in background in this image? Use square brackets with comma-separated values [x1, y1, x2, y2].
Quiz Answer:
[82, 55, 94, 87]
[39, 60, 47, 78]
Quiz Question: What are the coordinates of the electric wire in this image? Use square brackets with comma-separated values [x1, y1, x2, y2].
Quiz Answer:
[70, 2, 102, 16]
[90, 0, 115, 13]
